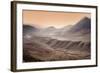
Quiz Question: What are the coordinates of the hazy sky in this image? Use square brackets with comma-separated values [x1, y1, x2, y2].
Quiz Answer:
[23, 10, 91, 28]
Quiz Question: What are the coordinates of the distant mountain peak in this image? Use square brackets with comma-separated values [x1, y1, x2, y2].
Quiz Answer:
[69, 16, 91, 33]
[47, 26, 56, 29]
[83, 16, 90, 20]
[79, 16, 90, 23]
[45, 26, 57, 31]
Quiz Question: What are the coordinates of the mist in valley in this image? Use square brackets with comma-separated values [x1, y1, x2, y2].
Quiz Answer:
[23, 17, 91, 62]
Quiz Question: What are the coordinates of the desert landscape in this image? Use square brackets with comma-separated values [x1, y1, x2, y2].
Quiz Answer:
[23, 16, 91, 62]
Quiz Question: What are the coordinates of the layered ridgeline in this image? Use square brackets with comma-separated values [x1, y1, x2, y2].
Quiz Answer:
[23, 17, 91, 62]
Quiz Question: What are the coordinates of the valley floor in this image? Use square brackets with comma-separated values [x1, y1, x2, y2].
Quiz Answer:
[23, 37, 91, 62]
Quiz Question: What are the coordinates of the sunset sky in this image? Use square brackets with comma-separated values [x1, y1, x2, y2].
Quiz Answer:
[23, 10, 91, 28]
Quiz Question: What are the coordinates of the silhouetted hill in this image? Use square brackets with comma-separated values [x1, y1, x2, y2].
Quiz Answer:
[23, 25, 38, 36]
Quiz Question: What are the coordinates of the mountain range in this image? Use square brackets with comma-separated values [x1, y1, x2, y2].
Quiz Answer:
[23, 17, 91, 42]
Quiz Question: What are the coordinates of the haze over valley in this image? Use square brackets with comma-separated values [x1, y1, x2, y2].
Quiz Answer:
[23, 16, 91, 62]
